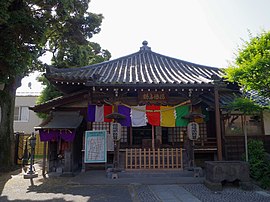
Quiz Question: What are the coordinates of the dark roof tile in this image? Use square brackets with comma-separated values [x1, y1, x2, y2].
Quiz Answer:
[46, 42, 222, 87]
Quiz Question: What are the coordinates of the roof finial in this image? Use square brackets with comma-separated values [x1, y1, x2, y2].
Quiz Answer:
[142, 40, 148, 46]
[140, 40, 151, 51]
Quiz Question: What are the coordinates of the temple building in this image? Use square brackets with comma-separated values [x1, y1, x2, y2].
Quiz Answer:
[31, 41, 270, 174]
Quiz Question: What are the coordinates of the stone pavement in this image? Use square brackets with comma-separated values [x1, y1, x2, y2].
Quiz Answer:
[1, 162, 270, 202]
[68, 169, 204, 185]
[150, 185, 201, 202]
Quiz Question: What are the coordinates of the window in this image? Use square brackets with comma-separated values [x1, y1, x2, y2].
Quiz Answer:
[164, 127, 186, 144]
[224, 115, 262, 136]
[121, 126, 128, 143]
[92, 122, 128, 143]
[165, 123, 207, 144]
[167, 127, 184, 143]
[14, 106, 29, 122]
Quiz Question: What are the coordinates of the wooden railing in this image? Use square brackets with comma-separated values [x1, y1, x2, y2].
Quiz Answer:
[224, 135, 270, 160]
[125, 148, 183, 170]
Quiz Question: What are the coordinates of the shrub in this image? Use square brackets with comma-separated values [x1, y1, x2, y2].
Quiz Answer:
[248, 139, 270, 189]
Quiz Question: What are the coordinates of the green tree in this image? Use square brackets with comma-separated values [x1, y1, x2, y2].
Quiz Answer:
[225, 31, 270, 98]
[0, 0, 108, 171]
[248, 139, 270, 189]
[226, 97, 262, 161]
[36, 41, 111, 119]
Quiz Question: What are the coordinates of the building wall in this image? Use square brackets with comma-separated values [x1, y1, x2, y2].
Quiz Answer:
[263, 110, 270, 135]
[14, 96, 42, 134]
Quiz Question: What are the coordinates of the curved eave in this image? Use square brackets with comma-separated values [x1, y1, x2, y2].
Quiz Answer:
[48, 78, 217, 88]
[30, 90, 88, 113]
[45, 43, 222, 90]
[84, 82, 216, 88]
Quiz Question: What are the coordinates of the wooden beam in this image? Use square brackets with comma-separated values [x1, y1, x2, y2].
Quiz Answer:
[214, 86, 222, 160]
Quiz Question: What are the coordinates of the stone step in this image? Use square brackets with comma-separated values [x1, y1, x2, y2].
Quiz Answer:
[117, 170, 195, 178]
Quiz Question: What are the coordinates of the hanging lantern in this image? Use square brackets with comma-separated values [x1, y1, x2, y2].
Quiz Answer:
[187, 122, 199, 140]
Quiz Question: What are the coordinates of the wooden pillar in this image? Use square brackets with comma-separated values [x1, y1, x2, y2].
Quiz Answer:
[81, 132, 86, 172]
[42, 141, 47, 178]
[129, 127, 133, 146]
[172, 128, 175, 147]
[214, 86, 222, 161]
[113, 100, 120, 170]
[82, 90, 93, 172]
[152, 125, 155, 149]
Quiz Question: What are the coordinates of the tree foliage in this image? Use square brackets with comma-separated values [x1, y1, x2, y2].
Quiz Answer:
[0, 0, 110, 84]
[36, 41, 111, 115]
[51, 42, 111, 68]
[225, 31, 270, 98]
[36, 2, 111, 110]
[0, 0, 109, 171]
[248, 139, 270, 189]
[225, 97, 262, 115]
[225, 97, 262, 162]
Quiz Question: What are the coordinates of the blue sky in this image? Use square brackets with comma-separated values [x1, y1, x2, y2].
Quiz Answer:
[17, 0, 270, 93]
[90, 0, 270, 68]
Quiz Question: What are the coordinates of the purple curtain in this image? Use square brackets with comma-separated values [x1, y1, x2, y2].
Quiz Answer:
[39, 129, 76, 142]
[118, 105, 131, 127]
[87, 104, 96, 122]
[39, 129, 58, 141]
[59, 129, 76, 142]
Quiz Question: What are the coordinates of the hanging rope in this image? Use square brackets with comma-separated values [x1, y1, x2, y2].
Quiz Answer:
[103, 99, 191, 112]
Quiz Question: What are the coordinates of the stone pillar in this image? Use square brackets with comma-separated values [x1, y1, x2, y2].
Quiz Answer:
[63, 150, 72, 175]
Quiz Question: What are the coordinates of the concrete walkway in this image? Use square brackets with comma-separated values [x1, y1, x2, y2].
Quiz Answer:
[68, 170, 204, 185]
[150, 185, 201, 202]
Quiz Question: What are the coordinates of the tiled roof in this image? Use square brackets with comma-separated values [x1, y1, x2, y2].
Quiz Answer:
[200, 90, 270, 109]
[35, 111, 83, 129]
[200, 91, 242, 108]
[245, 90, 270, 107]
[29, 90, 87, 112]
[46, 41, 223, 87]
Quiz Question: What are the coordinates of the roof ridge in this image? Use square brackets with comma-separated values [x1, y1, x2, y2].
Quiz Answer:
[47, 41, 220, 74]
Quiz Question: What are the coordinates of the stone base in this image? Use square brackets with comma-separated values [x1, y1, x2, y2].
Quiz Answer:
[56, 167, 63, 173]
[204, 180, 254, 191]
[60, 172, 74, 177]
[106, 171, 119, 179]
[204, 180, 222, 191]
[23, 173, 38, 179]
[111, 173, 118, 179]
[204, 161, 252, 191]
[193, 167, 203, 177]
[239, 181, 253, 190]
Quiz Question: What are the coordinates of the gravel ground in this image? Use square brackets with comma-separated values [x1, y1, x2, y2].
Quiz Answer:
[183, 184, 270, 202]
[131, 184, 161, 202]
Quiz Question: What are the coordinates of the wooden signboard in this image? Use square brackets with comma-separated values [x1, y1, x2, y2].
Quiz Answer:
[84, 130, 107, 163]
[139, 91, 167, 103]
[187, 122, 200, 140]
[110, 123, 121, 140]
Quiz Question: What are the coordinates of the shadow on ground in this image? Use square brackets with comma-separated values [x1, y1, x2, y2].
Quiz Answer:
[0, 196, 69, 202]
[1, 162, 133, 202]
[0, 166, 21, 195]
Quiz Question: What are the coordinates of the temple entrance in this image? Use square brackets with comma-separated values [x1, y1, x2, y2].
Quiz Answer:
[132, 124, 154, 147]
[125, 148, 183, 170]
